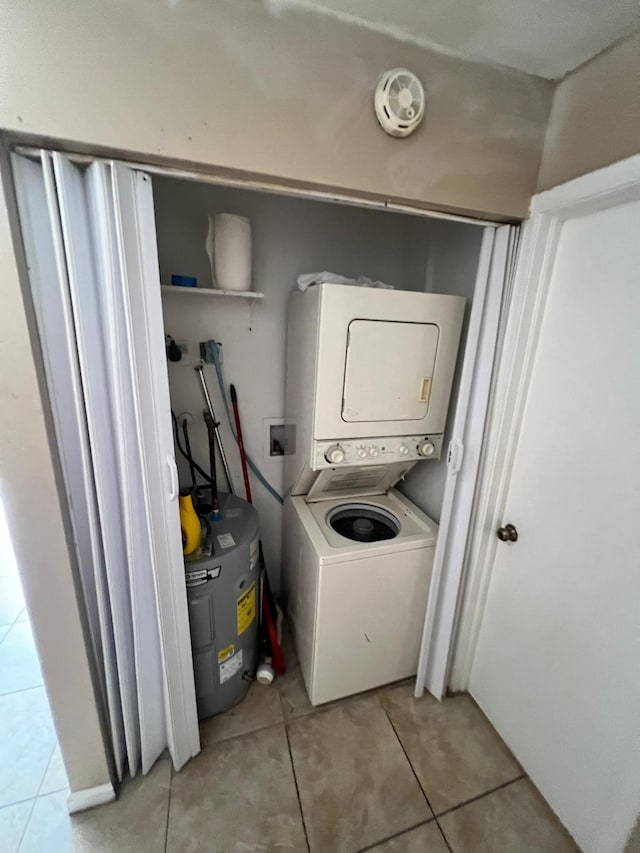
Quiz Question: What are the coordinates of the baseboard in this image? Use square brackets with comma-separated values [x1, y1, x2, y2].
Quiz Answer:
[67, 782, 115, 814]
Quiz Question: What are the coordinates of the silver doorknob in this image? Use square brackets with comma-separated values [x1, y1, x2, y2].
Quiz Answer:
[497, 523, 518, 542]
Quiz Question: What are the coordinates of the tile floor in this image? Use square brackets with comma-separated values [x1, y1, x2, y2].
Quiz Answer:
[6, 624, 580, 852]
[0, 502, 69, 852]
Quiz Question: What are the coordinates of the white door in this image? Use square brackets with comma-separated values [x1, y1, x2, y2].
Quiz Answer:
[469, 173, 640, 852]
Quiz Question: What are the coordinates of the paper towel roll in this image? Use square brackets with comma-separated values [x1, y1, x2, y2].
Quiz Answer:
[213, 213, 252, 291]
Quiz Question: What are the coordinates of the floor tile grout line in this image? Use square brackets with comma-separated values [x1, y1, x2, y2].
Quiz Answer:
[0, 795, 40, 810]
[0, 683, 48, 702]
[36, 786, 68, 798]
[200, 718, 285, 752]
[5, 590, 26, 621]
[35, 743, 57, 798]
[355, 816, 437, 852]
[380, 703, 457, 852]
[380, 689, 527, 837]
[15, 795, 37, 853]
[283, 723, 311, 853]
[433, 776, 529, 853]
[280, 675, 414, 727]
[434, 772, 527, 820]
[164, 763, 173, 853]
[0, 608, 24, 648]
[465, 693, 525, 777]
[433, 819, 455, 853]
[0, 627, 11, 649]
[276, 676, 288, 721]
[0, 782, 65, 811]
[0, 791, 40, 812]
[381, 703, 437, 816]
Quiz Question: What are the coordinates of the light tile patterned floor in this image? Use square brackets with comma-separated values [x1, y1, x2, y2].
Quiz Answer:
[0, 493, 579, 853]
[4, 626, 580, 853]
[0, 502, 68, 851]
[0, 495, 578, 853]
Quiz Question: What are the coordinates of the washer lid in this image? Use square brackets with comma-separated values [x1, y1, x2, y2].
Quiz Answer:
[300, 488, 438, 558]
[305, 462, 414, 502]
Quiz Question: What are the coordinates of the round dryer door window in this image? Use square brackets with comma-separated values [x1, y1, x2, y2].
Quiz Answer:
[327, 503, 400, 543]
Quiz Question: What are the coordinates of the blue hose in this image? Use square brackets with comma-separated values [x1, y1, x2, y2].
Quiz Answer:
[201, 340, 284, 505]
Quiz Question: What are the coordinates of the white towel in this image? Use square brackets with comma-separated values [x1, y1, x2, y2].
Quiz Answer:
[297, 271, 395, 292]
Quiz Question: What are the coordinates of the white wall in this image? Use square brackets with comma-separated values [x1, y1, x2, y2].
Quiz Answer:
[155, 176, 439, 587]
[399, 220, 483, 521]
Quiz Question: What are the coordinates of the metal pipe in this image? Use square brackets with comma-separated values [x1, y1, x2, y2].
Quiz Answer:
[195, 365, 234, 494]
[181, 418, 197, 491]
[202, 411, 219, 513]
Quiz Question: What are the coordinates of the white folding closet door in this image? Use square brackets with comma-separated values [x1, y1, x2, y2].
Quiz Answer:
[53, 152, 155, 775]
[12, 151, 199, 778]
[107, 161, 199, 770]
[13, 152, 126, 783]
[415, 224, 518, 700]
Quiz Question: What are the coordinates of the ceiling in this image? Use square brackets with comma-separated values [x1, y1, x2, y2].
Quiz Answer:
[286, 0, 640, 79]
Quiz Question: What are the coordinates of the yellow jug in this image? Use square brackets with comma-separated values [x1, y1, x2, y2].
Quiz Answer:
[179, 490, 202, 556]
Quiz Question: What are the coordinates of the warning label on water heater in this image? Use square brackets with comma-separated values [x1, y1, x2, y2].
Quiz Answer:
[217, 533, 236, 549]
[237, 582, 256, 635]
[219, 649, 243, 684]
[217, 644, 235, 663]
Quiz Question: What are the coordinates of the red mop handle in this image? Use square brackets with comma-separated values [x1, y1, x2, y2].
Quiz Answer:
[230, 384, 253, 504]
[230, 384, 286, 675]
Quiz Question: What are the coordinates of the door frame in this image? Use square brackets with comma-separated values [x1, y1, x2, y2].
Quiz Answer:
[449, 154, 640, 690]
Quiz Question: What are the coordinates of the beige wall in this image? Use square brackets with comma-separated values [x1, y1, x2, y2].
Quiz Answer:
[0, 0, 552, 219]
[538, 32, 640, 190]
[0, 160, 111, 795]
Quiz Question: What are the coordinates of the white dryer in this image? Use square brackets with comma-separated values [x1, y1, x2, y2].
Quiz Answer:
[284, 283, 465, 498]
[283, 486, 438, 706]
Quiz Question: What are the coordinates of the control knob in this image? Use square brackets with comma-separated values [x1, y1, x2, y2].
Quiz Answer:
[398, 444, 409, 456]
[417, 440, 435, 458]
[368, 446, 379, 458]
[356, 447, 368, 459]
[325, 444, 346, 465]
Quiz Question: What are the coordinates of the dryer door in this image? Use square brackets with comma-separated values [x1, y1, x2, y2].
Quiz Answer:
[313, 285, 465, 440]
[342, 320, 439, 422]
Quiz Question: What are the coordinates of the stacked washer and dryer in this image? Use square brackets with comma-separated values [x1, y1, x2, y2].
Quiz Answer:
[282, 283, 465, 706]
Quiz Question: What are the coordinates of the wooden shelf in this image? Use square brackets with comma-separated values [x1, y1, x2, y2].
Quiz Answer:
[161, 285, 264, 299]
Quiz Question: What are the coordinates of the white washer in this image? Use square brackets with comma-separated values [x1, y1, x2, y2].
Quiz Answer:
[282, 488, 438, 706]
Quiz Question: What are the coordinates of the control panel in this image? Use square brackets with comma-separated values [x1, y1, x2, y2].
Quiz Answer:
[314, 434, 443, 469]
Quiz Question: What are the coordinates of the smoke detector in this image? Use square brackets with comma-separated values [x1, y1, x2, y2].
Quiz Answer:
[374, 68, 425, 138]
